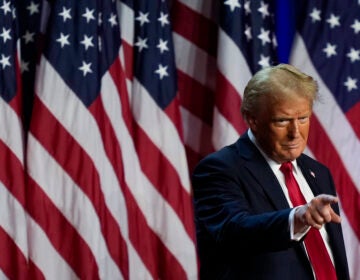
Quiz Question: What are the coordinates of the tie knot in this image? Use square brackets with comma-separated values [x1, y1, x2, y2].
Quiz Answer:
[280, 162, 293, 174]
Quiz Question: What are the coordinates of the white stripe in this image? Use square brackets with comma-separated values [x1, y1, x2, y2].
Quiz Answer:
[26, 211, 78, 279]
[0, 182, 28, 260]
[118, 1, 134, 46]
[39, 0, 51, 33]
[27, 135, 123, 280]
[212, 107, 239, 150]
[101, 72, 198, 279]
[217, 28, 252, 99]
[290, 33, 360, 193]
[180, 106, 213, 154]
[173, 32, 217, 91]
[303, 146, 315, 159]
[16, 40, 21, 64]
[0, 98, 24, 163]
[34, 56, 151, 278]
[0, 269, 9, 280]
[130, 79, 191, 193]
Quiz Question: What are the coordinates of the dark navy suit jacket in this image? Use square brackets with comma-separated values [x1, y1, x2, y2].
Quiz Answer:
[192, 134, 349, 280]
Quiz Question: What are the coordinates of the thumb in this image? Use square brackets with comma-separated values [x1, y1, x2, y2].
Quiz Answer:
[329, 208, 342, 223]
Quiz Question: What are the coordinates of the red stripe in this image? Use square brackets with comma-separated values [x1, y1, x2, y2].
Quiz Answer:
[26, 173, 100, 279]
[29, 96, 129, 278]
[28, 260, 45, 280]
[121, 40, 133, 81]
[307, 116, 360, 240]
[28, 259, 46, 280]
[164, 97, 185, 141]
[171, 0, 218, 56]
[177, 70, 215, 125]
[215, 70, 248, 134]
[103, 58, 189, 279]
[0, 140, 26, 206]
[346, 103, 360, 139]
[0, 227, 29, 280]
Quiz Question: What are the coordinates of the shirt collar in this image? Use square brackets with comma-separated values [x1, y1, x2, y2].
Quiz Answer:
[247, 129, 299, 173]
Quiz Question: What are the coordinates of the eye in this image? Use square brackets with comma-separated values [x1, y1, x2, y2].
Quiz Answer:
[298, 116, 309, 124]
[273, 119, 290, 127]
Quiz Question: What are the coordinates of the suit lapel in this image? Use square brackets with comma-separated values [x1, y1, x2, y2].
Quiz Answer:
[297, 157, 322, 196]
[236, 135, 290, 210]
[248, 160, 291, 210]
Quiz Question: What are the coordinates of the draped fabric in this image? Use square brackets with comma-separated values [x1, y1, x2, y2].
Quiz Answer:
[1, 0, 359, 279]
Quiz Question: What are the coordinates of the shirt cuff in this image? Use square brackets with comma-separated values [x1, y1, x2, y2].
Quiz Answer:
[289, 206, 311, 241]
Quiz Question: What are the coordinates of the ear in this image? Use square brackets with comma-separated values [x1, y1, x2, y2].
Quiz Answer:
[246, 115, 258, 132]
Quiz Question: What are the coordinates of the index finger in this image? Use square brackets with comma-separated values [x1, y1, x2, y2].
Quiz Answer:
[316, 194, 338, 204]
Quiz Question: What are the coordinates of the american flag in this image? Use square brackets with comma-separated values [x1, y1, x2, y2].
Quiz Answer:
[0, 0, 30, 278]
[2, 0, 360, 279]
[24, 0, 198, 279]
[290, 1, 360, 279]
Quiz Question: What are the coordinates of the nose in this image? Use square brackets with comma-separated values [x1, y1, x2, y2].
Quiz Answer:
[287, 120, 299, 138]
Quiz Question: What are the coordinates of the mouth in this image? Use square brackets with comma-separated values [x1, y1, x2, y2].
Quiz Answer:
[282, 143, 300, 150]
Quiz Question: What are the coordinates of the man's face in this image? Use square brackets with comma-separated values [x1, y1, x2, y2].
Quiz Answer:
[248, 95, 312, 163]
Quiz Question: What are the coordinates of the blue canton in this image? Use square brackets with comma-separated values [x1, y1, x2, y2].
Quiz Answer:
[220, 0, 278, 74]
[296, 0, 360, 113]
[0, 0, 18, 102]
[43, 0, 120, 107]
[123, 0, 178, 109]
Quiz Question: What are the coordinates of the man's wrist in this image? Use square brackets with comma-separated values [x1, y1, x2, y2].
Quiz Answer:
[290, 206, 310, 240]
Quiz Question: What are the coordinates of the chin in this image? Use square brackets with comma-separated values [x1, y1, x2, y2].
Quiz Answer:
[277, 152, 300, 162]
[287, 152, 301, 161]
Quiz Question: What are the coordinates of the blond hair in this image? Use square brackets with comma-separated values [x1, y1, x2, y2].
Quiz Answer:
[241, 64, 318, 120]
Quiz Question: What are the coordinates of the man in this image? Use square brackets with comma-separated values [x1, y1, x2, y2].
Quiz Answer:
[192, 64, 350, 279]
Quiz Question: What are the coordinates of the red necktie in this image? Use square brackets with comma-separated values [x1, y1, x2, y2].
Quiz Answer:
[280, 162, 337, 280]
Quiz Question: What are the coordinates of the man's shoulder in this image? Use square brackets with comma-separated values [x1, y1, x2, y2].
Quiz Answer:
[202, 136, 253, 161]
[192, 136, 257, 175]
[298, 153, 329, 172]
[199, 141, 240, 165]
